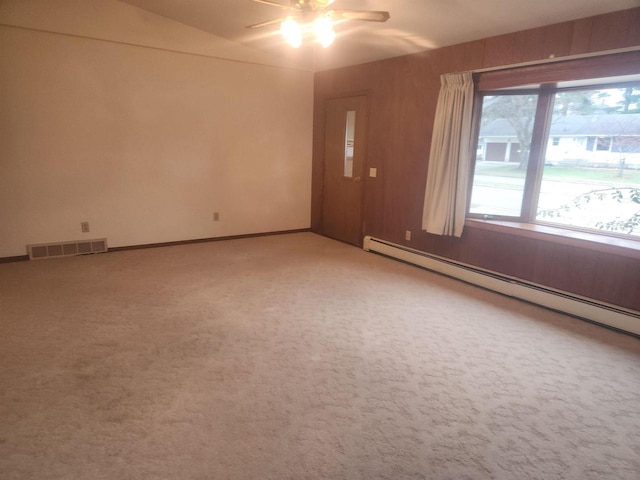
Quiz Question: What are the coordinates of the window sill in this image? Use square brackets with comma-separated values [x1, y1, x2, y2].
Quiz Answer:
[465, 219, 640, 260]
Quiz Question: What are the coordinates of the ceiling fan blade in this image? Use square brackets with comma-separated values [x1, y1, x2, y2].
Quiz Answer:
[313, 0, 336, 10]
[331, 9, 390, 22]
[246, 17, 285, 29]
[252, 0, 296, 10]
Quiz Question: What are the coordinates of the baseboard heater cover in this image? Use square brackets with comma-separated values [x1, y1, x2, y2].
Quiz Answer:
[363, 236, 640, 336]
[27, 238, 108, 260]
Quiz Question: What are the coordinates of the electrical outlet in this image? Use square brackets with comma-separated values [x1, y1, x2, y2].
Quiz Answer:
[405, 230, 411, 241]
[213, 212, 220, 222]
[81, 221, 90, 233]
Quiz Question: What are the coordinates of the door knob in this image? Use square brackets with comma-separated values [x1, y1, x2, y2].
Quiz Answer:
[354, 176, 361, 183]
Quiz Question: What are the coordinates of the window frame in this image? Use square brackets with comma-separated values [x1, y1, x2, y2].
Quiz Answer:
[467, 60, 640, 241]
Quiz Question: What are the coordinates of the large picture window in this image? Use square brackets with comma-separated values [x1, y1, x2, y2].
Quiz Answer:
[469, 75, 640, 239]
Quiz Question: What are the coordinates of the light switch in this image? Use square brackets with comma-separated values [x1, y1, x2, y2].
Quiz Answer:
[369, 167, 377, 177]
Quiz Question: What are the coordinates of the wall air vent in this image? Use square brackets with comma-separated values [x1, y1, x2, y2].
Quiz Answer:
[27, 239, 108, 260]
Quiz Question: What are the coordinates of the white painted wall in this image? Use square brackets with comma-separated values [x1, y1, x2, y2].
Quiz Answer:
[0, 0, 313, 257]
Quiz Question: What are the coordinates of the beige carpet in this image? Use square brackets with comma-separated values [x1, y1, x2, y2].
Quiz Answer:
[0, 232, 638, 480]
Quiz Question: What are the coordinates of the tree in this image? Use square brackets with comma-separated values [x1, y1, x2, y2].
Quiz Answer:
[538, 187, 640, 235]
[481, 87, 638, 170]
[612, 131, 640, 178]
[619, 87, 640, 113]
[553, 90, 599, 116]
[481, 94, 537, 170]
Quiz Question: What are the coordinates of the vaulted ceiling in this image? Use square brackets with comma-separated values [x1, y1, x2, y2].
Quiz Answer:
[120, 0, 640, 70]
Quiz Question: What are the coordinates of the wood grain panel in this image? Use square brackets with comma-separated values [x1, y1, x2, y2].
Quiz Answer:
[587, 8, 639, 52]
[434, 41, 487, 75]
[482, 31, 526, 68]
[377, 56, 433, 243]
[521, 24, 573, 62]
[593, 255, 640, 309]
[312, 7, 640, 311]
[477, 50, 640, 90]
[569, 17, 593, 55]
[461, 228, 539, 279]
[627, 8, 640, 46]
[532, 243, 598, 297]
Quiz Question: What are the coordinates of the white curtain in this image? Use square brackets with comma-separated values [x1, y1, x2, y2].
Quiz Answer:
[421, 72, 475, 237]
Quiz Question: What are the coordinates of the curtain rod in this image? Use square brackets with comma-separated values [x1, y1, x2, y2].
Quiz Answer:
[449, 46, 640, 76]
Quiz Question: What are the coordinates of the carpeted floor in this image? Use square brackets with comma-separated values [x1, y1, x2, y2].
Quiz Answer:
[0, 232, 638, 479]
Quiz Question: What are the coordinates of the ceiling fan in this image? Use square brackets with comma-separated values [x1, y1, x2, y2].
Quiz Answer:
[246, 0, 390, 48]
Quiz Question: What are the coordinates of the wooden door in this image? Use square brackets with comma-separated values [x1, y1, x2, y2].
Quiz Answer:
[322, 95, 368, 246]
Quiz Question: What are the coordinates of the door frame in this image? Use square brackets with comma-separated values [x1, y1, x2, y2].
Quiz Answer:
[318, 93, 370, 247]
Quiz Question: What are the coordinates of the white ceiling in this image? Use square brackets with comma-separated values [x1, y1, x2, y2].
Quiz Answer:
[120, 0, 640, 71]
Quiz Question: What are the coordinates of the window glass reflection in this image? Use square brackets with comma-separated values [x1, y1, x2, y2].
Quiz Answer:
[344, 110, 356, 178]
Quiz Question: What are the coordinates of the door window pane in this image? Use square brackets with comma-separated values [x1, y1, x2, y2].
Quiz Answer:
[344, 110, 356, 178]
[536, 87, 640, 237]
[470, 94, 538, 217]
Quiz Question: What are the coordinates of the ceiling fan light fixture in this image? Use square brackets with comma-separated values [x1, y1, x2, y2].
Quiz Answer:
[280, 17, 302, 48]
[250, 0, 389, 49]
[314, 15, 336, 48]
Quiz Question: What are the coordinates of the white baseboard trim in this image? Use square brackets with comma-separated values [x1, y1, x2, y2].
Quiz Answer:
[363, 236, 640, 336]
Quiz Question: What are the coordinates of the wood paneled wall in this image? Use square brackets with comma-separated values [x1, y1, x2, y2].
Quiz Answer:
[312, 8, 640, 311]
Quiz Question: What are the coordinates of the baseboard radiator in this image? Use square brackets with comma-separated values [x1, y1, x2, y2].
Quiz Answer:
[363, 236, 640, 336]
[27, 238, 108, 260]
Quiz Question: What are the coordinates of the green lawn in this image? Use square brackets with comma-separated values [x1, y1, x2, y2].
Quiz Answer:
[474, 164, 640, 185]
